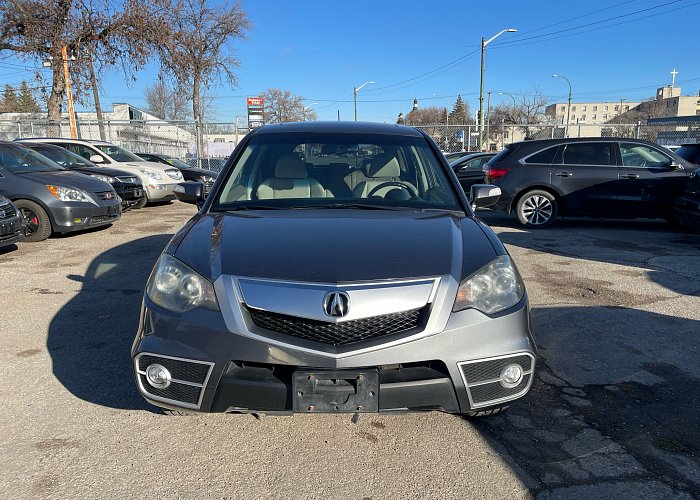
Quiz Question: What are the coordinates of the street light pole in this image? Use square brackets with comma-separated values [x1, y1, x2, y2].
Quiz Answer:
[302, 102, 318, 121]
[552, 74, 572, 137]
[353, 80, 375, 121]
[479, 28, 517, 151]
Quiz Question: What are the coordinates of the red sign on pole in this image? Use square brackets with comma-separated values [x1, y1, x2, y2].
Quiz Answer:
[247, 97, 264, 106]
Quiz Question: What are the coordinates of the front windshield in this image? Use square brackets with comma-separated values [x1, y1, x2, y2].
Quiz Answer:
[164, 157, 191, 169]
[213, 132, 462, 211]
[94, 144, 144, 162]
[0, 145, 66, 174]
[29, 146, 93, 169]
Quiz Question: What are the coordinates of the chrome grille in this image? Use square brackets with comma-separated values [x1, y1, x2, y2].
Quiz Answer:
[246, 306, 426, 346]
[93, 191, 117, 201]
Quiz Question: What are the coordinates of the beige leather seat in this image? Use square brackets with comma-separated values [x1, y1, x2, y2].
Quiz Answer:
[352, 153, 414, 198]
[257, 153, 326, 200]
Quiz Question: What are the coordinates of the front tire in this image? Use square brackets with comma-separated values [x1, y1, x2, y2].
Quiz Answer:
[15, 200, 52, 242]
[516, 190, 558, 228]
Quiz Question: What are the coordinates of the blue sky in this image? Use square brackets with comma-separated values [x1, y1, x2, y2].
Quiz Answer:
[2, 0, 699, 123]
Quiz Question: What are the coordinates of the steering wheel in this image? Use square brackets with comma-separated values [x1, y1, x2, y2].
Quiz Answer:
[367, 181, 418, 198]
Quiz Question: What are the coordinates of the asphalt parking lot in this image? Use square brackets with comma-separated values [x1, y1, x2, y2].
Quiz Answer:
[1, 203, 699, 499]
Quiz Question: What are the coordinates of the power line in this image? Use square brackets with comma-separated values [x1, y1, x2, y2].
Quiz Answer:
[491, 0, 688, 47]
[516, 0, 640, 35]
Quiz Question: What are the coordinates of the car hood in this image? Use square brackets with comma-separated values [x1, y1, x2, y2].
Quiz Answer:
[69, 166, 138, 178]
[17, 170, 114, 192]
[172, 210, 497, 283]
[180, 166, 218, 177]
[118, 160, 182, 175]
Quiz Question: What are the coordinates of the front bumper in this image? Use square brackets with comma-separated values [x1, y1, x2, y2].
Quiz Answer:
[674, 195, 700, 230]
[51, 200, 122, 232]
[145, 182, 178, 202]
[132, 294, 536, 414]
[0, 214, 23, 247]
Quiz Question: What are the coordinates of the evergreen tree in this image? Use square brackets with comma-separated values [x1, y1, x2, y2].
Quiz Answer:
[0, 84, 19, 112]
[448, 95, 474, 125]
[18, 81, 41, 113]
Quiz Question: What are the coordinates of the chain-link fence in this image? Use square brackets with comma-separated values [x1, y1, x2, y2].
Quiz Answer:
[2, 119, 698, 163]
[0, 118, 246, 171]
[414, 123, 700, 153]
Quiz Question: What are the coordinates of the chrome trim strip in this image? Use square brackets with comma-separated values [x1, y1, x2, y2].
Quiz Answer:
[238, 276, 438, 323]
[134, 352, 215, 410]
[457, 352, 535, 409]
[215, 274, 458, 360]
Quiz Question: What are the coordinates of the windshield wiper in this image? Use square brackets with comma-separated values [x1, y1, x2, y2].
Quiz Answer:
[218, 204, 287, 211]
[287, 203, 408, 210]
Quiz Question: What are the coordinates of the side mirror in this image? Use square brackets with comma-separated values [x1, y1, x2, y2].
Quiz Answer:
[89, 154, 104, 163]
[174, 181, 204, 206]
[669, 162, 683, 171]
[469, 184, 501, 209]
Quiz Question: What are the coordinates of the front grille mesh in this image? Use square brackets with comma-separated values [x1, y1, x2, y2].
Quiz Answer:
[138, 355, 210, 384]
[247, 306, 426, 346]
[93, 191, 116, 201]
[461, 355, 532, 384]
[138, 375, 200, 405]
[0, 203, 17, 219]
[469, 374, 531, 404]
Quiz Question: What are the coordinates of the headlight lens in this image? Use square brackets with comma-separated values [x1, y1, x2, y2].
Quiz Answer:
[90, 174, 116, 183]
[46, 185, 96, 204]
[139, 168, 163, 180]
[453, 255, 524, 314]
[146, 254, 219, 313]
[165, 169, 183, 180]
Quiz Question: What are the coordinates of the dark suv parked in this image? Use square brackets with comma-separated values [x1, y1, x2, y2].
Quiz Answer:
[0, 195, 23, 248]
[485, 137, 694, 227]
[20, 143, 147, 209]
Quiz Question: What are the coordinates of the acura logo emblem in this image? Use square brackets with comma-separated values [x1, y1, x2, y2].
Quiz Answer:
[323, 291, 350, 317]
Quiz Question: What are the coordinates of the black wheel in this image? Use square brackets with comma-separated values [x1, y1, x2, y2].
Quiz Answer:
[15, 199, 52, 242]
[462, 405, 510, 418]
[132, 197, 148, 209]
[516, 190, 558, 228]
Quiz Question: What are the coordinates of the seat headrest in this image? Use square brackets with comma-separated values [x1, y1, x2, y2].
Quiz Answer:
[274, 153, 307, 179]
[367, 153, 400, 178]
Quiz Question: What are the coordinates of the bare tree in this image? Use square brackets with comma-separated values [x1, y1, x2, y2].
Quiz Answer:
[156, 0, 251, 157]
[261, 88, 317, 123]
[0, 0, 162, 133]
[405, 106, 445, 126]
[145, 80, 190, 120]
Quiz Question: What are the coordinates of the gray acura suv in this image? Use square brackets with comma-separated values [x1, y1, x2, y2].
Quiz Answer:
[132, 122, 536, 416]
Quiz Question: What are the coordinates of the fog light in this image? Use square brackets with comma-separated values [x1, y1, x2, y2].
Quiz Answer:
[499, 363, 523, 389]
[146, 363, 171, 389]
[73, 218, 84, 223]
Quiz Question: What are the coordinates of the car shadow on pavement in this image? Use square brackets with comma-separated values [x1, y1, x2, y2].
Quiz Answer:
[47, 234, 173, 411]
[469, 305, 700, 497]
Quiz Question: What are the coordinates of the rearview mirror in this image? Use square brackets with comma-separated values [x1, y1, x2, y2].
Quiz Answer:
[89, 154, 104, 163]
[469, 184, 501, 209]
[174, 181, 204, 206]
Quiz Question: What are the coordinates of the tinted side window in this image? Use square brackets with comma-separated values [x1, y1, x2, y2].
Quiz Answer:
[619, 143, 670, 168]
[524, 146, 558, 164]
[562, 143, 614, 166]
[487, 146, 513, 165]
[675, 145, 700, 164]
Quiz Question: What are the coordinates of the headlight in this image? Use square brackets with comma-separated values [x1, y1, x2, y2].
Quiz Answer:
[453, 255, 524, 314]
[139, 168, 163, 180]
[146, 254, 219, 313]
[46, 185, 96, 204]
[165, 169, 183, 180]
[90, 174, 116, 183]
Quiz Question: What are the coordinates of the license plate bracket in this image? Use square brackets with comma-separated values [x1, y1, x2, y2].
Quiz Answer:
[293, 369, 379, 413]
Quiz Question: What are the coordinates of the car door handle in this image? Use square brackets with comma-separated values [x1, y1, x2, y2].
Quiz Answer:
[619, 174, 639, 179]
[555, 172, 573, 177]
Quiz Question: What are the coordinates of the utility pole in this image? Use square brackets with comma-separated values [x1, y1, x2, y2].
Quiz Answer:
[62, 45, 77, 139]
[486, 91, 492, 151]
[88, 54, 106, 141]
